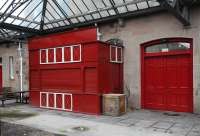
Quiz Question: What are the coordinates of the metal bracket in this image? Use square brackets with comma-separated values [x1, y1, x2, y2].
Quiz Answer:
[159, 0, 190, 26]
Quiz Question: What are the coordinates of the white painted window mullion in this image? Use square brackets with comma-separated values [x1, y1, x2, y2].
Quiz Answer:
[79, 45, 81, 62]
[46, 49, 48, 64]
[115, 47, 118, 62]
[70, 46, 73, 62]
[40, 92, 42, 107]
[46, 92, 49, 108]
[54, 48, 56, 63]
[54, 93, 56, 109]
[62, 47, 64, 63]
[62, 94, 65, 110]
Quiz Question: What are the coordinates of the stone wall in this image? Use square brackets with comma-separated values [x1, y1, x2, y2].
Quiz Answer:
[0, 42, 29, 91]
[99, 7, 200, 113]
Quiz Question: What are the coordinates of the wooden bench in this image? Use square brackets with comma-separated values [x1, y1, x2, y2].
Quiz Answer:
[0, 88, 17, 107]
[0, 87, 29, 107]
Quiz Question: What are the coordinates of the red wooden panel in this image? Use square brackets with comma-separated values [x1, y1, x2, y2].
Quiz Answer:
[48, 94, 54, 108]
[56, 94, 63, 109]
[73, 94, 101, 115]
[29, 28, 97, 50]
[165, 55, 192, 112]
[56, 48, 63, 62]
[99, 43, 110, 61]
[64, 47, 71, 62]
[117, 47, 122, 62]
[41, 69, 82, 92]
[143, 53, 192, 112]
[64, 95, 72, 110]
[83, 44, 98, 62]
[111, 46, 116, 61]
[85, 68, 97, 93]
[48, 48, 54, 63]
[30, 70, 40, 89]
[73, 46, 80, 61]
[29, 51, 39, 66]
[112, 65, 121, 92]
[41, 93, 47, 107]
[30, 91, 40, 106]
[99, 62, 111, 94]
[40, 50, 47, 63]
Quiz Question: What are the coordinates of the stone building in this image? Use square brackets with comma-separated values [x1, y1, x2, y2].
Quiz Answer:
[0, 0, 200, 113]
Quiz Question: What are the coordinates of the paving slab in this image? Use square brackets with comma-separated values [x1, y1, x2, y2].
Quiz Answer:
[15, 114, 172, 136]
[1, 105, 200, 136]
[152, 121, 175, 129]
[134, 120, 156, 128]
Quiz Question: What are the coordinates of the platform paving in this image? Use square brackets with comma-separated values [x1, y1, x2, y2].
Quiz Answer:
[1, 104, 200, 136]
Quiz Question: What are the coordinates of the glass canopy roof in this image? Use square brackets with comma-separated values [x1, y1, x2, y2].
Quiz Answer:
[0, 0, 195, 43]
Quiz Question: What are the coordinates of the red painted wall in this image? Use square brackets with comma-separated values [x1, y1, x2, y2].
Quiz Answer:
[28, 28, 123, 114]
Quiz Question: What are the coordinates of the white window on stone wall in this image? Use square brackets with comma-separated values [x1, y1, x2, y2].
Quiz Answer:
[9, 56, 14, 80]
[110, 46, 123, 63]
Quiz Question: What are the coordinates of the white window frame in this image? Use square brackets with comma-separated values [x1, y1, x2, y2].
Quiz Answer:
[63, 46, 71, 63]
[47, 48, 56, 64]
[55, 47, 64, 63]
[9, 56, 14, 80]
[71, 44, 82, 62]
[110, 45, 123, 63]
[40, 92, 73, 111]
[40, 49, 48, 64]
[39, 44, 81, 64]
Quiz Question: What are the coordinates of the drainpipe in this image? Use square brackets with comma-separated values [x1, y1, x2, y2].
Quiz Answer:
[95, 23, 102, 41]
[18, 41, 23, 99]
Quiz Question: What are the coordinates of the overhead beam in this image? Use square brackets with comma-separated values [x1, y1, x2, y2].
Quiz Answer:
[0, 0, 30, 23]
[0, 12, 40, 25]
[159, 0, 190, 26]
[43, 6, 164, 34]
[109, 0, 120, 15]
[0, 22, 40, 34]
[40, 0, 48, 30]
[51, 0, 73, 24]
[45, 0, 148, 25]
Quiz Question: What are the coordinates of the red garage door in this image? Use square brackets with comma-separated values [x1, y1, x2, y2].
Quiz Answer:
[141, 38, 193, 112]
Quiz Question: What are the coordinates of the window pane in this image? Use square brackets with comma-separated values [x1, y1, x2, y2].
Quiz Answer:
[73, 46, 80, 61]
[56, 47, 63, 62]
[117, 47, 122, 62]
[48, 48, 55, 63]
[40, 49, 47, 63]
[9, 56, 14, 80]
[145, 42, 191, 53]
[111, 46, 116, 61]
[64, 47, 71, 62]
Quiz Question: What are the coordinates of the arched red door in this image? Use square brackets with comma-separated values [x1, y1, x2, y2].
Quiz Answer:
[141, 38, 193, 112]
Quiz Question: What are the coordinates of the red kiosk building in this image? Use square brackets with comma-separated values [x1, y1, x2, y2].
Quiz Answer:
[29, 28, 123, 114]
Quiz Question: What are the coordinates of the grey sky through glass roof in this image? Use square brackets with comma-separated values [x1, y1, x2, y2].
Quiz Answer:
[0, 0, 196, 43]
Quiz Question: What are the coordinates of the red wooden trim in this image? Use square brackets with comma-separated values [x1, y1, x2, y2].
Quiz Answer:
[140, 37, 193, 112]
[140, 44, 145, 108]
[29, 41, 124, 52]
[190, 38, 194, 112]
[28, 27, 97, 41]
[144, 50, 191, 57]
